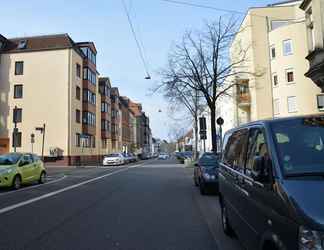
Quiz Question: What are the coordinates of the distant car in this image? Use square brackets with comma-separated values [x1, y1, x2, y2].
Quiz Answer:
[158, 153, 169, 160]
[0, 153, 47, 190]
[128, 153, 137, 162]
[194, 152, 220, 195]
[176, 151, 193, 163]
[103, 153, 125, 166]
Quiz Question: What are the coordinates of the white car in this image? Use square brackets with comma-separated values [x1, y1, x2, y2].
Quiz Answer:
[103, 153, 125, 166]
[158, 153, 169, 160]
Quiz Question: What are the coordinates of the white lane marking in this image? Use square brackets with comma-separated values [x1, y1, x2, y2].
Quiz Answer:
[0, 175, 67, 197]
[0, 164, 142, 215]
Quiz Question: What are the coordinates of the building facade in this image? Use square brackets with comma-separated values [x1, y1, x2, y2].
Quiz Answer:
[0, 33, 152, 164]
[99, 77, 112, 155]
[300, 0, 324, 94]
[110, 87, 122, 153]
[231, 1, 322, 126]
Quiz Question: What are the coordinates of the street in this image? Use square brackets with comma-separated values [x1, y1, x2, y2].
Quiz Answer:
[0, 158, 243, 250]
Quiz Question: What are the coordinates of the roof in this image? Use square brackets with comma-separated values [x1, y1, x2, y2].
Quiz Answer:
[75, 41, 97, 54]
[128, 101, 143, 116]
[99, 77, 112, 88]
[1, 33, 85, 57]
[111, 87, 120, 96]
[267, 0, 301, 7]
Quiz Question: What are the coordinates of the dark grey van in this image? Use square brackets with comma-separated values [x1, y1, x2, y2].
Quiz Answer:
[219, 115, 324, 250]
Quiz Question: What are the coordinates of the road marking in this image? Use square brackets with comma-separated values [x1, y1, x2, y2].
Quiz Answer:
[0, 164, 142, 215]
[0, 175, 67, 197]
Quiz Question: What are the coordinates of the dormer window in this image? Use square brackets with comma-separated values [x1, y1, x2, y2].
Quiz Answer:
[17, 40, 27, 49]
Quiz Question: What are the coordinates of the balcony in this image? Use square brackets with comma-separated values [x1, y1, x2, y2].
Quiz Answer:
[236, 80, 251, 107]
[305, 49, 324, 92]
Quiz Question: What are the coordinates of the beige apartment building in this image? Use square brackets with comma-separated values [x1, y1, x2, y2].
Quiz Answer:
[0, 33, 108, 165]
[231, 0, 322, 125]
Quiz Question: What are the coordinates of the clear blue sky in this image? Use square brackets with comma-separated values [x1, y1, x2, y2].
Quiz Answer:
[1, 0, 273, 140]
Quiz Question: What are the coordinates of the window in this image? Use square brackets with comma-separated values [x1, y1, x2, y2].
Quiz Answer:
[270, 45, 276, 60]
[283, 39, 293, 56]
[317, 95, 324, 111]
[13, 108, 22, 123]
[102, 139, 108, 149]
[15, 61, 24, 75]
[14, 85, 23, 98]
[83, 89, 96, 105]
[83, 67, 96, 85]
[101, 102, 108, 112]
[81, 47, 96, 65]
[76, 86, 81, 100]
[76, 109, 81, 123]
[12, 132, 22, 148]
[101, 120, 109, 131]
[76, 133, 81, 147]
[76, 63, 81, 78]
[286, 69, 295, 84]
[245, 128, 270, 180]
[82, 111, 96, 126]
[223, 129, 249, 171]
[272, 73, 278, 87]
[287, 96, 297, 113]
[273, 99, 280, 115]
[17, 40, 27, 49]
[271, 20, 289, 31]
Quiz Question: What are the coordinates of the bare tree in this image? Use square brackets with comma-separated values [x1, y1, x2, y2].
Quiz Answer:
[157, 79, 204, 159]
[159, 16, 249, 153]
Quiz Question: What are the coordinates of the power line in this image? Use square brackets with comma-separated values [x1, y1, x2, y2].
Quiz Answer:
[121, 0, 151, 79]
[161, 0, 301, 21]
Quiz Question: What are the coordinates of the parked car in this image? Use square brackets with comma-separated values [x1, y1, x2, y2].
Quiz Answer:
[103, 153, 125, 166]
[219, 115, 324, 250]
[0, 153, 46, 189]
[128, 153, 137, 162]
[193, 152, 220, 195]
[176, 151, 193, 163]
[158, 153, 169, 160]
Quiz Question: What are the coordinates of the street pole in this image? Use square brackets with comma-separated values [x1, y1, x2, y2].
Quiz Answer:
[41, 123, 46, 161]
[203, 139, 206, 153]
[13, 106, 18, 153]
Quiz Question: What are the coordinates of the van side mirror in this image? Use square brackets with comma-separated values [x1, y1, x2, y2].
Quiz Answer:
[252, 156, 270, 183]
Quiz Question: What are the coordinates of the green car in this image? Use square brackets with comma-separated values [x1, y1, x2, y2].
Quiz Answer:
[0, 153, 47, 189]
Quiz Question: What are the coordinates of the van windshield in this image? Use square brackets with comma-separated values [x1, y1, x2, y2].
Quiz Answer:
[271, 117, 324, 176]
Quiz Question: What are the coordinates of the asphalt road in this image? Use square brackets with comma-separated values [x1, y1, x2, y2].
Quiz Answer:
[0, 158, 243, 250]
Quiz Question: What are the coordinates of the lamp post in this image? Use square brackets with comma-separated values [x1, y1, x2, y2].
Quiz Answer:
[216, 117, 224, 152]
[35, 123, 46, 160]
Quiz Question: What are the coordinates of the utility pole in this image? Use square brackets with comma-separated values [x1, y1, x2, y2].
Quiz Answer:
[36, 123, 46, 160]
[216, 117, 224, 153]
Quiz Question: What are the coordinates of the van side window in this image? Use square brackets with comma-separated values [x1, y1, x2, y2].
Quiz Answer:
[223, 129, 248, 172]
[246, 128, 269, 176]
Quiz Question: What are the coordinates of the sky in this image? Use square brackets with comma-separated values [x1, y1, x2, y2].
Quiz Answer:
[1, 0, 273, 140]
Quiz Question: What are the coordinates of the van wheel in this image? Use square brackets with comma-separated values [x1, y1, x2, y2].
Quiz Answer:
[39, 171, 47, 184]
[221, 201, 234, 237]
[12, 175, 21, 190]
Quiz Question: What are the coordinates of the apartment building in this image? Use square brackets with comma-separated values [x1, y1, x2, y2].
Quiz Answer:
[110, 87, 122, 153]
[99, 77, 112, 155]
[0, 33, 104, 165]
[128, 101, 144, 154]
[300, 0, 324, 97]
[231, 0, 322, 125]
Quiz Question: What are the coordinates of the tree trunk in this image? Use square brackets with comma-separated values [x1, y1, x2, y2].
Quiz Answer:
[210, 107, 217, 153]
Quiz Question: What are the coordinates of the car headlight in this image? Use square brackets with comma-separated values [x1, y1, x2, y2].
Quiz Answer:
[203, 173, 211, 179]
[299, 226, 324, 250]
[0, 168, 13, 175]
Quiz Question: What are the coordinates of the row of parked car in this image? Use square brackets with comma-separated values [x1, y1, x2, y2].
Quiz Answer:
[193, 115, 324, 250]
[102, 153, 138, 166]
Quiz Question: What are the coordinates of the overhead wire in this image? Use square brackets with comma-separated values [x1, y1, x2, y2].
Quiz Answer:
[160, 0, 302, 21]
[120, 0, 151, 79]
